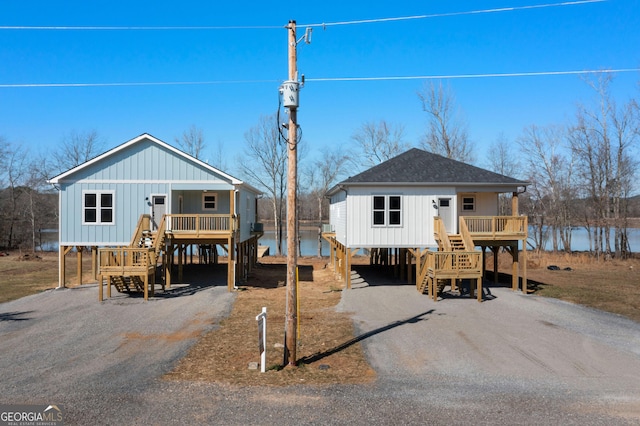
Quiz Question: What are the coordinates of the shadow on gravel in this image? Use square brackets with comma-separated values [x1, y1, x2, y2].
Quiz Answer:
[299, 309, 435, 365]
[349, 265, 413, 288]
[156, 264, 227, 299]
[0, 311, 33, 321]
[111, 264, 228, 300]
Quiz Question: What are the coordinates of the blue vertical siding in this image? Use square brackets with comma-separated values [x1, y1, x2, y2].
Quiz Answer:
[57, 136, 259, 246]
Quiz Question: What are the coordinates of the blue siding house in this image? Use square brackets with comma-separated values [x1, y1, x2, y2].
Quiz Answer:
[49, 133, 262, 297]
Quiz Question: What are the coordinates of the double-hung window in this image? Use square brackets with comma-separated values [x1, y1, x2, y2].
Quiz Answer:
[83, 191, 114, 224]
[462, 195, 476, 212]
[372, 195, 402, 226]
[202, 193, 217, 211]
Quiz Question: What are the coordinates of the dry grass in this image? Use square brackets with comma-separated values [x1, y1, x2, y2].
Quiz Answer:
[0, 251, 94, 303]
[522, 251, 640, 322]
[165, 256, 376, 386]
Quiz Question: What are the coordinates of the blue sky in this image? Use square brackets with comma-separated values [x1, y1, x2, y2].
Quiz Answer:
[1, 0, 638, 176]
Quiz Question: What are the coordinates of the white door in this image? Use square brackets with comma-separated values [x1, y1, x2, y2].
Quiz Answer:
[151, 195, 167, 230]
[438, 198, 453, 233]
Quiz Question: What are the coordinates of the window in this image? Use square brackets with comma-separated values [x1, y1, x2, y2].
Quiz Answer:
[462, 196, 476, 212]
[83, 191, 114, 224]
[389, 196, 401, 225]
[373, 196, 385, 225]
[372, 195, 402, 226]
[202, 193, 217, 210]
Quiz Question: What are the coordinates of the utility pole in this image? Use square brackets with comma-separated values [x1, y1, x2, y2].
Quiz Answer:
[284, 20, 298, 366]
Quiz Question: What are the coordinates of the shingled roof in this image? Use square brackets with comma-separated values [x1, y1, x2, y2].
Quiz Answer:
[335, 148, 528, 187]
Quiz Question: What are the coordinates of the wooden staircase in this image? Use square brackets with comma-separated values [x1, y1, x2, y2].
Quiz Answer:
[98, 214, 166, 301]
[415, 217, 484, 302]
[110, 275, 145, 293]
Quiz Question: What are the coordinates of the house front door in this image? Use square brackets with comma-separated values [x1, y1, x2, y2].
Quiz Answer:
[151, 195, 167, 230]
[438, 197, 454, 233]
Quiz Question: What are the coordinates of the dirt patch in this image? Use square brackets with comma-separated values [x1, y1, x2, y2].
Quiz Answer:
[165, 256, 376, 386]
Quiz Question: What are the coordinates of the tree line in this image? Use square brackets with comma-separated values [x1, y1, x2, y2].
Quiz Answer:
[1, 75, 638, 257]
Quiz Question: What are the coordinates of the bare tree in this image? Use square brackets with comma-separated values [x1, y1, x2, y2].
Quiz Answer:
[418, 81, 474, 163]
[568, 74, 639, 258]
[351, 120, 409, 168]
[0, 136, 9, 182]
[23, 154, 58, 251]
[52, 130, 104, 174]
[486, 133, 522, 215]
[306, 147, 349, 257]
[210, 139, 229, 171]
[237, 115, 287, 255]
[0, 143, 28, 249]
[518, 124, 575, 252]
[176, 125, 206, 160]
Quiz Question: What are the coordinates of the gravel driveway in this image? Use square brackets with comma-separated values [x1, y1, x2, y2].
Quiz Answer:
[1, 270, 640, 425]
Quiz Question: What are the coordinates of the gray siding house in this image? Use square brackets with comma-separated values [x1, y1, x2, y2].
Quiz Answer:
[49, 133, 262, 295]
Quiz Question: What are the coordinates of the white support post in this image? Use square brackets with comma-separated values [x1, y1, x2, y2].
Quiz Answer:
[256, 307, 267, 373]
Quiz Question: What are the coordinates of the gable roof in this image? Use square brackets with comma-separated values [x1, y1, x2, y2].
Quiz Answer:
[328, 148, 528, 194]
[48, 133, 259, 193]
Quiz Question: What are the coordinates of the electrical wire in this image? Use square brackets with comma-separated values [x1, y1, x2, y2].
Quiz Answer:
[0, 79, 280, 88]
[299, 0, 606, 27]
[304, 68, 640, 82]
[0, 25, 282, 31]
[1, 68, 637, 89]
[0, 0, 605, 31]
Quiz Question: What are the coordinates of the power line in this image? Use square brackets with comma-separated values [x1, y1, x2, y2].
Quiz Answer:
[0, 24, 282, 31]
[305, 68, 640, 82]
[0, 79, 280, 88]
[300, 0, 605, 27]
[1, 68, 637, 88]
[0, 0, 605, 31]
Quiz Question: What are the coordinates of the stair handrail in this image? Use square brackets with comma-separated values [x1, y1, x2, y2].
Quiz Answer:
[153, 214, 167, 263]
[153, 214, 167, 254]
[458, 217, 476, 251]
[129, 214, 151, 248]
[433, 217, 452, 251]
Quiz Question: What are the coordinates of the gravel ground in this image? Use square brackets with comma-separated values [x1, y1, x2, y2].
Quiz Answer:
[1, 270, 640, 425]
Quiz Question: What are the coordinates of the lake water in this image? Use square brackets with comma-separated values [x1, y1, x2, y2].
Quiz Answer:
[260, 230, 330, 256]
[537, 226, 640, 252]
[262, 227, 640, 256]
[37, 227, 640, 255]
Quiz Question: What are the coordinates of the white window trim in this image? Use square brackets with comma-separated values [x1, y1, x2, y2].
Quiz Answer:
[202, 192, 218, 211]
[372, 195, 402, 227]
[82, 190, 115, 225]
[461, 195, 476, 212]
[388, 195, 402, 227]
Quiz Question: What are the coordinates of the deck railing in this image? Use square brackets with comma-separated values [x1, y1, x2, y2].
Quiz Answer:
[165, 214, 236, 236]
[98, 247, 155, 274]
[426, 250, 482, 275]
[463, 216, 527, 238]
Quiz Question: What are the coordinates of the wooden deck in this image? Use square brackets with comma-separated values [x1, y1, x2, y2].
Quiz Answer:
[98, 247, 157, 301]
[466, 216, 527, 242]
[165, 214, 236, 240]
[324, 215, 528, 301]
[97, 213, 261, 300]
